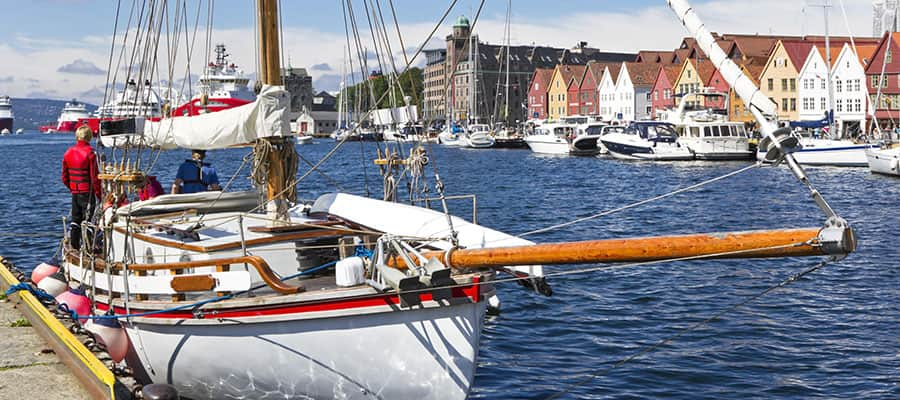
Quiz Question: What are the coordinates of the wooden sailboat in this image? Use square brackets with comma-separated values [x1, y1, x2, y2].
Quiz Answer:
[48, 1, 856, 399]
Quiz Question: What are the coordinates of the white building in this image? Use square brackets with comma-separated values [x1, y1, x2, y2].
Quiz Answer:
[797, 44, 870, 136]
[831, 43, 870, 136]
[797, 46, 830, 123]
[597, 65, 620, 121]
[613, 63, 636, 122]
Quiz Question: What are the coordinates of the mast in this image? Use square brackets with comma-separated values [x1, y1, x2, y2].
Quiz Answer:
[257, 0, 292, 222]
[338, 46, 346, 130]
[504, 0, 511, 125]
[821, 1, 835, 138]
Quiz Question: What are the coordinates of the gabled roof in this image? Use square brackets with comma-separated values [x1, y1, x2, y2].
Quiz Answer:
[742, 61, 766, 84]
[781, 40, 817, 70]
[864, 31, 899, 74]
[662, 64, 681, 83]
[853, 44, 879, 67]
[635, 50, 674, 63]
[566, 65, 587, 88]
[553, 64, 584, 88]
[690, 58, 717, 85]
[531, 68, 555, 88]
[600, 63, 623, 85]
[623, 62, 662, 86]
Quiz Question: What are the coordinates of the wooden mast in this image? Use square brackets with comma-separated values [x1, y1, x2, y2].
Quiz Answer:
[390, 227, 855, 270]
[258, 0, 290, 222]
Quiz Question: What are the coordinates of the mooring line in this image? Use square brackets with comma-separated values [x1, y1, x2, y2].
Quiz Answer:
[543, 257, 833, 400]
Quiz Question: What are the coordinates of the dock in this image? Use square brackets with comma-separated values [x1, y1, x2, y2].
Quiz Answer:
[0, 257, 132, 399]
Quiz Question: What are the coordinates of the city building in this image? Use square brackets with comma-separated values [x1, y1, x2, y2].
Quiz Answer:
[614, 62, 661, 121]
[282, 67, 314, 123]
[598, 64, 622, 120]
[865, 31, 900, 130]
[650, 65, 681, 118]
[423, 49, 447, 120]
[672, 58, 716, 109]
[830, 43, 877, 135]
[728, 62, 768, 124]
[526, 68, 554, 120]
[429, 15, 634, 124]
[547, 64, 585, 120]
[758, 40, 810, 121]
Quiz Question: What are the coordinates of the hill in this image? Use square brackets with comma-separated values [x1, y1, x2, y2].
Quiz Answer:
[11, 98, 97, 131]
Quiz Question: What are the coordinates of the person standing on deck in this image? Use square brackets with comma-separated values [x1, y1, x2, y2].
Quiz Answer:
[62, 125, 101, 249]
[171, 149, 222, 194]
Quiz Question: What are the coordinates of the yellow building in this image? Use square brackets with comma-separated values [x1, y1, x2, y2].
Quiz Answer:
[758, 40, 811, 121]
[547, 64, 584, 121]
[728, 62, 767, 124]
[671, 58, 715, 108]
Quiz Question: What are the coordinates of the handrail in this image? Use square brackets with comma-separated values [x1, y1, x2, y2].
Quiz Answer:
[66, 251, 304, 295]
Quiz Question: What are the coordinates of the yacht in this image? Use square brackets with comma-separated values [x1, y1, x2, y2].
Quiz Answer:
[524, 122, 603, 156]
[600, 121, 694, 161]
[866, 146, 900, 177]
[40, 100, 91, 133]
[438, 123, 465, 147]
[674, 114, 753, 160]
[464, 123, 495, 148]
[756, 130, 877, 167]
[0, 96, 13, 135]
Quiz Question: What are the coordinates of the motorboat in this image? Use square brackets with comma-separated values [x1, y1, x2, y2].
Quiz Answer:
[600, 121, 694, 161]
[755, 130, 878, 167]
[524, 122, 603, 156]
[464, 124, 495, 148]
[438, 124, 465, 146]
[866, 146, 900, 176]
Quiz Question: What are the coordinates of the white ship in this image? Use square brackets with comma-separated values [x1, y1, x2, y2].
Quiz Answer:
[0, 96, 13, 135]
[172, 44, 256, 117]
[40, 100, 91, 133]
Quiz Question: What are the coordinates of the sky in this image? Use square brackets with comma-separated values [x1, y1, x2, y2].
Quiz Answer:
[0, 0, 874, 105]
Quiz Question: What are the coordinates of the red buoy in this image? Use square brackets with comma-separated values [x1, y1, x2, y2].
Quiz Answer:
[31, 259, 60, 284]
[85, 318, 130, 362]
[55, 287, 91, 324]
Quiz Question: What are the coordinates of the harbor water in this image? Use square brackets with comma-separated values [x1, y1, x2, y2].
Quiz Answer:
[0, 132, 896, 399]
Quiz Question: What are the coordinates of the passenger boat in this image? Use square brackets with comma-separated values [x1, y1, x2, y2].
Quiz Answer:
[20, 1, 858, 399]
[524, 121, 603, 156]
[660, 91, 753, 160]
[40, 100, 91, 133]
[600, 121, 694, 160]
[0, 96, 14, 134]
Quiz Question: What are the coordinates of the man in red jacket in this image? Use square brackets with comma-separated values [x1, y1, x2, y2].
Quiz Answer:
[62, 125, 101, 250]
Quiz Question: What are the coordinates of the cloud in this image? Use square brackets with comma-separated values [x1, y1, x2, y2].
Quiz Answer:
[311, 63, 332, 71]
[0, 76, 13, 83]
[27, 90, 59, 98]
[314, 74, 342, 92]
[58, 59, 105, 75]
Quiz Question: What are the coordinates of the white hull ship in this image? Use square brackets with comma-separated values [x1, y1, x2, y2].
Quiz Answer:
[601, 122, 694, 161]
[0, 96, 13, 135]
[525, 122, 603, 156]
[756, 137, 877, 167]
[464, 124, 495, 148]
[40, 100, 91, 133]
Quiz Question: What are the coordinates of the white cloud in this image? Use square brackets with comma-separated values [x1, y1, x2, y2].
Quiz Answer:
[0, 0, 872, 105]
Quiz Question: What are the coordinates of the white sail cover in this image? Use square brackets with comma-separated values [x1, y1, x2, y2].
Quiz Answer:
[102, 85, 291, 150]
[371, 105, 419, 126]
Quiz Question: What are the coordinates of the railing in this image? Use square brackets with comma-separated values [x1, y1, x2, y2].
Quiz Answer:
[419, 194, 478, 224]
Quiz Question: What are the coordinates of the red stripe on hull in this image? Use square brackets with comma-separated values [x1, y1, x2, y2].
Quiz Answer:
[94, 280, 482, 320]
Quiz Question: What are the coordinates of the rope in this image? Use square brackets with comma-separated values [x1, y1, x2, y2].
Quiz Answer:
[544, 257, 833, 399]
[5, 283, 58, 304]
[517, 163, 760, 239]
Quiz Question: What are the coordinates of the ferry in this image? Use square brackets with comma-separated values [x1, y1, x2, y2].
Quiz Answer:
[0, 96, 13, 135]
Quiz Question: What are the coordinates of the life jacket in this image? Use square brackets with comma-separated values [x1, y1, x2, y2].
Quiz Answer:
[178, 160, 213, 193]
[139, 176, 164, 201]
[62, 141, 100, 196]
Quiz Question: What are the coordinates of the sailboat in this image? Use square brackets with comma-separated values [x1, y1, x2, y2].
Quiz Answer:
[29, 1, 856, 399]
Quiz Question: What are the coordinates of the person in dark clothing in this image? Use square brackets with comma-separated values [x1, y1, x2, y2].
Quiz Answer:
[62, 125, 101, 250]
[171, 149, 221, 194]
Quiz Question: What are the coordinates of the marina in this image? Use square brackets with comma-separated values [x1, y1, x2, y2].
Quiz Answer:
[0, 0, 898, 399]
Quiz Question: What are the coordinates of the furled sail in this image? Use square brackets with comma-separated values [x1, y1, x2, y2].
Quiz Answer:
[102, 85, 291, 150]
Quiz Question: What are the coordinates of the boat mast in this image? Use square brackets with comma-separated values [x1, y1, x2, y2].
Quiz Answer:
[504, 0, 511, 125]
[819, 0, 836, 138]
[257, 0, 292, 222]
[338, 46, 346, 130]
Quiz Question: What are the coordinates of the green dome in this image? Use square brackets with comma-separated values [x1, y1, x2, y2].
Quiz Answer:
[453, 15, 470, 28]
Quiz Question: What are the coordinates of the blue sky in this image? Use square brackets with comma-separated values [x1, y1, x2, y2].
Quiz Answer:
[0, 0, 872, 103]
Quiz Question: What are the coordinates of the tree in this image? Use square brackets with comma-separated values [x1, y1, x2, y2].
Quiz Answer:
[339, 67, 424, 113]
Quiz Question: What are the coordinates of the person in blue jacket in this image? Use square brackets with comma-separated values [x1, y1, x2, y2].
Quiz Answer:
[171, 149, 222, 194]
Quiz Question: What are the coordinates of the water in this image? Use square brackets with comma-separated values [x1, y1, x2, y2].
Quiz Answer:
[1, 132, 897, 399]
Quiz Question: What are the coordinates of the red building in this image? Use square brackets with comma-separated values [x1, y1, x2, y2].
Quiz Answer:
[566, 65, 586, 116]
[704, 67, 731, 110]
[649, 65, 681, 118]
[527, 68, 555, 120]
[578, 62, 609, 115]
[865, 31, 900, 129]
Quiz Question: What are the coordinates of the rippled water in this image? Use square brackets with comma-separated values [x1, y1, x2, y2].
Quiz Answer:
[0, 132, 897, 399]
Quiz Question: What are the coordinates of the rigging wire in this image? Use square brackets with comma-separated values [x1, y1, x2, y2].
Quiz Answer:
[543, 257, 834, 400]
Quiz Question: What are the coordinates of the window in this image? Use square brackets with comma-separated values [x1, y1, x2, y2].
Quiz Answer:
[855, 98, 862, 112]
[782, 78, 788, 91]
[790, 98, 796, 111]
[664, 89, 671, 99]
[790, 79, 796, 92]
[653, 91, 659, 101]
[836, 99, 843, 112]
[855, 79, 861, 92]
[802, 97, 809, 111]
[821, 97, 826, 110]
[887, 48, 892, 64]
[782, 98, 788, 111]
[687, 70, 692, 78]
[768, 78, 774, 91]
[836, 80, 842, 93]
[871, 75, 878, 88]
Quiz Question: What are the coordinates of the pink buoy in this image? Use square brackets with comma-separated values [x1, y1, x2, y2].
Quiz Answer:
[31, 260, 60, 284]
[85, 318, 130, 363]
[37, 270, 68, 297]
[55, 287, 91, 324]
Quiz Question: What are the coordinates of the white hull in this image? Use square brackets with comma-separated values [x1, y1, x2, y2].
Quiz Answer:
[438, 130, 464, 147]
[601, 132, 694, 161]
[679, 137, 752, 160]
[867, 147, 900, 176]
[465, 133, 495, 148]
[525, 134, 569, 154]
[296, 135, 313, 144]
[757, 139, 876, 167]
[119, 297, 485, 400]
